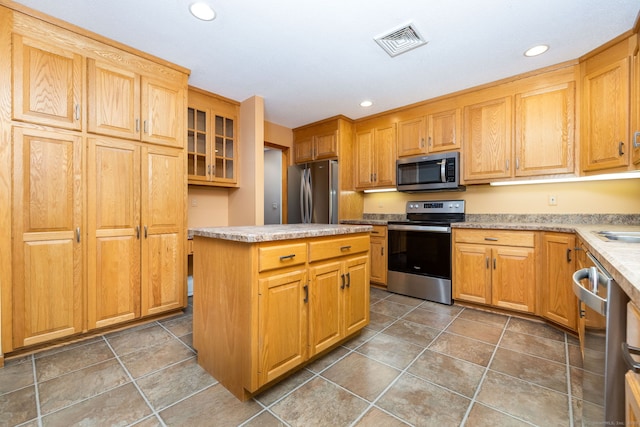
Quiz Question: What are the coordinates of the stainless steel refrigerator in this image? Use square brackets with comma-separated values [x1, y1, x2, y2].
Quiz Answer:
[287, 160, 338, 224]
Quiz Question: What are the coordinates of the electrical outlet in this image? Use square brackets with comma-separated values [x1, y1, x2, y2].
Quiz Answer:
[191, 198, 198, 207]
[548, 195, 557, 206]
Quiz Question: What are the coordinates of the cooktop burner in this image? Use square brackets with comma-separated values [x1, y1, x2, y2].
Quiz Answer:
[389, 200, 465, 226]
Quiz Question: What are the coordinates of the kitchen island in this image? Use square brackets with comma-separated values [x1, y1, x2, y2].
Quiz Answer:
[191, 224, 372, 400]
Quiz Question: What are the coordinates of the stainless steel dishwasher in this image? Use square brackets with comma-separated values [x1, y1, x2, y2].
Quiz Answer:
[572, 251, 628, 425]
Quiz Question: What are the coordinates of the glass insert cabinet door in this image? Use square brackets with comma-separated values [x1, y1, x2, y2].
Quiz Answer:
[187, 107, 208, 180]
[214, 115, 235, 180]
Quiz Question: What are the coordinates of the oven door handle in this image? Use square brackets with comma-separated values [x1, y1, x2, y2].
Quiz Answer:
[622, 343, 640, 373]
[388, 224, 451, 233]
[572, 267, 607, 316]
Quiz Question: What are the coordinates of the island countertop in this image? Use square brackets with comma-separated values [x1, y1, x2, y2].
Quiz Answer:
[190, 223, 373, 243]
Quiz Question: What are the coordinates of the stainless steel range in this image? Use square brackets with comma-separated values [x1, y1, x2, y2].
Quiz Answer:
[387, 200, 465, 305]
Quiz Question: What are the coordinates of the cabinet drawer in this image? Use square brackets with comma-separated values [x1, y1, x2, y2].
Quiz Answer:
[454, 229, 534, 247]
[309, 235, 369, 262]
[370, 225, 387, 238]
[258, 243, 307, 272]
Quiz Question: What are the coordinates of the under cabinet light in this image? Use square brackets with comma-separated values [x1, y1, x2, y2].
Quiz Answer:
[490, 171, 640, 186]
[364, 188, 397, 193]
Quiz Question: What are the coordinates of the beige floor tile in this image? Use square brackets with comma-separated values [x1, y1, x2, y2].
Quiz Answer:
[35, 340, 115, 382]
[401, 308, 457, 329]
[386, 293, 424, 307]
[342, 329, 377, 350]
[506, 317, 566, 342]
[0, 385, 37, 426]
[367, 311, 396, 331]
[131, 415, 163, 426]
[418, 300, 464, 316]
[370, 287, 390, 302]
[271, 377, 369, 427]
[370, 299, 416, 318]
[490, 347, 568, 393]
[0, 357, 34, 394]
[354, 407, 410, 426]
[120, 339, 195, 378]
[499, 330, 566, 363]
[242, 410, 287, 426]
[457, 308, 509, 328]
[322, 352, 400, 401]
[34, 337, 103, 359]
[107, 324, 174, 357]
[254, 368, 314, 406]
[41, 383, 150, 427]
[476, 370, 570, 425]
[38, 359, 130, 415]
[568, 343, 583, 368]
[408, 349, 485, 397]
[136, 357, 217, 410]
[465, 402, 532, 426]
[159, 384, 262, 426]
[428, 332, 496, 367]
[377, 373, 470, 426]
[306, 345, 350, 372]
[179, 333, 194, 350]
[160, 314, 193, 337]
[446, 317, 504, 344]
[382, 319, 440, 347]
[357, 333, 424, 369]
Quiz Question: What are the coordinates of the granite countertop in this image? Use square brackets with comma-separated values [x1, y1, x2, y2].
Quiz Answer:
[453, 222, 640, 306]
[341, 219, 390, 226]
[190, 223, 373, 243]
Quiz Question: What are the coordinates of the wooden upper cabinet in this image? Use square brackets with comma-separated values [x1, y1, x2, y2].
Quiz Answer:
[581, 39, 631, 172]
[11, 127, 84, 349]
[514, 82, 575, 176]
[354, 122, 397, 189]
[397, 109, 460, 158]
[12, 34, 82, 130]
[294, 136, 314, 163]
[397, 117, 426, 157]
[293, 120, 339, 164]
[87, 60, 184, 148]
[463, 96, 512, 182]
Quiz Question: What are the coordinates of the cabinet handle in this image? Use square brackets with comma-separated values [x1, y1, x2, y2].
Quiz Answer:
[346, 272, 351, 288]
[578, 300, 586, 318]
[566, 248, 572, 263]
[493, 258, 496, 269]
[371, 230, 380, 234]
[135, 119, 140, 132]
[76, 227, 81, 243]
[373, 173, 377, 182]
[303, 284, 308, 303]
[74, 104, 80, 120]
[420, 137, 425, 148]
[279, 254, 295, 261]
[516, 158, 520, 170]
[484, 237, 498, 241]
[143, 120, 148, 134]
[428, 136, 432, 146]
[381, 247, 384, 256]
[505, 160, 510, 171]
[340, 245, 351, 251]
[634, 131, 640, 148]
[341, 274, 346, 289]
[619, 141, 625, 156]
[622, 343, 640, 372]
[136, 225, 140, 239]
[144, 225, 148, 238]
[485, 256, 489, 269]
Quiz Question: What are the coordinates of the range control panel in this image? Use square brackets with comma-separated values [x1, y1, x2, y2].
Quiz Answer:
[406, 200, 465, 214]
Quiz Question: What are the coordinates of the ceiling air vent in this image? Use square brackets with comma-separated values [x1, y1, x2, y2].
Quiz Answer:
[374, 23, 427, 57]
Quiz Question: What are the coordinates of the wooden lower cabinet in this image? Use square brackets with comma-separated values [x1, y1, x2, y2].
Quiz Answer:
[453, 229, 536, 313]
[193, 232, 370, 400]
[369, 225, 387, 286]
[538, 232, 577, 330]
[627, 372, 640, 425]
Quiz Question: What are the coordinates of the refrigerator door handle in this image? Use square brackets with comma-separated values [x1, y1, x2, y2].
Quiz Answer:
[306, 168, 313, 223]
[300, 168, 306, 223]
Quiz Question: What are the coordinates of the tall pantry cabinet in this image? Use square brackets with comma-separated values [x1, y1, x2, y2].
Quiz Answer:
[0, 4, 189, 357]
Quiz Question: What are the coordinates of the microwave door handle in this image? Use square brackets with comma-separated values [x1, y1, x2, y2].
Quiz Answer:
[439, 160, 446, 183]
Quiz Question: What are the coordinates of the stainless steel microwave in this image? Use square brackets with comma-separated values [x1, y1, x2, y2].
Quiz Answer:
[396, 152, 465, 192]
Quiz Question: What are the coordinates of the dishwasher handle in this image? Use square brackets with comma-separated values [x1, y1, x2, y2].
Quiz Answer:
[572, 267, 607, 316]
[622, 343, 640, 373]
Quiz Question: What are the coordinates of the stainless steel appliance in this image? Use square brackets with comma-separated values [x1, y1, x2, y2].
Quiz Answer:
[572, 251, 628, 425]
[387, 200, 465, 304]
[396, 151, 465, 192]
[287, 160, 338, 224]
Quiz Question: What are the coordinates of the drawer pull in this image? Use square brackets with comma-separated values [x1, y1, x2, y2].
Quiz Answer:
[371, 231, 380, 234]
[484, 237, 498, 241]
[279, 254, 296, 261]
[340, 245, 352, 251]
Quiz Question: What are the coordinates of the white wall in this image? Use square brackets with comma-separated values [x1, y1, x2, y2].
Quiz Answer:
[264, 149, 282, 224]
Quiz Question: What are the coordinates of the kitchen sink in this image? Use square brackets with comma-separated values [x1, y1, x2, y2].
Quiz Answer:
[594, 231, 640, 243]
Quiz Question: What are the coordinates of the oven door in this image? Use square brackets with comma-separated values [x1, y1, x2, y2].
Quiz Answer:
[388, 224, 451, 279]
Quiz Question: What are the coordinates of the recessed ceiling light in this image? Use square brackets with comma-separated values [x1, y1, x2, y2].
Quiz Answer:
[189, 2, 216, 21]
[524, 44, 549, 57]
[360, 100, 373, 108]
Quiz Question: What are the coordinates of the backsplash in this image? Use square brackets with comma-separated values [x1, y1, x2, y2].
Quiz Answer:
[362, 213, 640, 225]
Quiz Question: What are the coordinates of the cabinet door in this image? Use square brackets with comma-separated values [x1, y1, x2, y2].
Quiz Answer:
[374, 124, 397, 187]
[582, 57, 630, 171]
[12, 128, 83, 348]
[294, 136, 314, 164]
[453, 244, 491, 305]
[370, 236, 387, 285]
[491, 246, 535, 313]
[515, 83, 575, 176]
[212, 113, 237, 184]
[314, 131, 338, 160]
[343, 255, 369, 336]
[540, 233, 576, 330]
[463, 97, 512, 181]
[87, 59, 141, 140]
[632, 34, 640, 166]
[428, 109, 460, 152]
[258, 269, 308, 386]
[187, 106, 209, 182]
[627, 372, 640, 426]
[355, 129, 375, 188]
[308, 261, 343, 356]
[141, 146, 185, 316]
[87, 138, 141, 329]
[12, 35, 82, 130]
[141, 76, 184, 147]
[397, 117, 426, 157]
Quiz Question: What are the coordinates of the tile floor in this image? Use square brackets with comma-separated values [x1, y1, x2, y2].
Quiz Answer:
[1, 288, 589, 426]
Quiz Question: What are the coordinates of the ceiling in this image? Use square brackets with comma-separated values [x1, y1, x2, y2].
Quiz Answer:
[12, 0, 640, 129]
